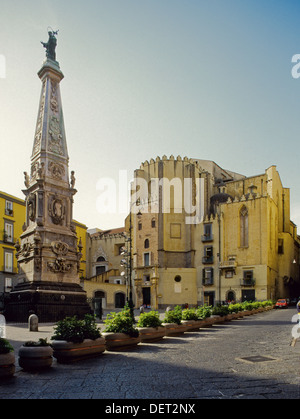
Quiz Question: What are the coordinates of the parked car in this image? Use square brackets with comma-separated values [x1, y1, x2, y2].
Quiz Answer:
[275, 299, 288, 309]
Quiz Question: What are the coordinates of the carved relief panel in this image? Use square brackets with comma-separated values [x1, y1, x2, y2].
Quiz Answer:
[48, 195, 65, 226]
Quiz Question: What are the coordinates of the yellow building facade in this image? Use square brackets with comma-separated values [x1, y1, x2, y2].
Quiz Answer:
[130, 157, 300, 309]
[0, 192, 26, 310]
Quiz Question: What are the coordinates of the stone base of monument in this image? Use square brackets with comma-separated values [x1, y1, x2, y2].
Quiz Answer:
[6, 281, 92, 322]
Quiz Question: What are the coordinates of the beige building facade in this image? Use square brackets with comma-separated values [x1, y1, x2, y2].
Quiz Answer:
[130, 156, 300, 309]
[84, 227, 127, 313]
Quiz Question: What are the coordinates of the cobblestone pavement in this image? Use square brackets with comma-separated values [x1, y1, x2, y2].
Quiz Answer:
[1, 307, 299, 400]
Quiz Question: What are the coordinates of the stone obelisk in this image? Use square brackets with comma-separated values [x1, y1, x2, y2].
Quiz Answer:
[7, 31, 91, 322]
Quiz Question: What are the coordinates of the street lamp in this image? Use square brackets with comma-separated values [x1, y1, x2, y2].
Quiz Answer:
[120, 200, 141, 321]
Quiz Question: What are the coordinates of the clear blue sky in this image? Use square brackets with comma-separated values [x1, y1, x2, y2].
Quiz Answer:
[0, 0, 300, 230]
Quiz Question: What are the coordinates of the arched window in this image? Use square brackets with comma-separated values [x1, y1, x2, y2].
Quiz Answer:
[97, 256, 106, 262]
[240, 206, 248, 247]
[144, 239, 149, 249]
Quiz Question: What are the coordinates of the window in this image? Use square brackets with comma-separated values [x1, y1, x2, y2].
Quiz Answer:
[203, 246, 213, 263]
[240, 206, 249, 247]
[144, 252, 150, 266]
[174, 275, 182, 283]
[151, 218, 156, 228]
[144, 239, 149, 249]
[138, 222, 142, 231]
[242, 270, 254, 286]
[278, 239, 284, 254]
[202, 268, 214, 285]
[4, 252, 13, 273]
[5, 201, 13, 216]
[5, 278, 12, 292]
[4, 222, 13, 243]
[204, 223, 212, 238]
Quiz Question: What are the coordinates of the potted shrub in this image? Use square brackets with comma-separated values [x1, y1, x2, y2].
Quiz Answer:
[102, 307, 141, 350]
[228, 303, 244, 319]
[136, 311, 165, 342]
[0, 338, 15, 378]
[181, 308, 201, 331]
[51, 314, 105, 363]
[162, 306, 187, 336]
[211, 305, 229, 323]
[195, 305, 213, 327]
[18, 338, 53, 371]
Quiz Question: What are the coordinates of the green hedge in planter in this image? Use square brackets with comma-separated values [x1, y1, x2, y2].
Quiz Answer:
[137, 311, 162, 328]
[0, 338, 14, 354]
[211, 305, 229, 317]
[163, 306, 182, 325]
[196, 305, 212, 319]
[51, 315, 101, 343]
[104, 308, 139, 337]
[182, 308, 198, 321]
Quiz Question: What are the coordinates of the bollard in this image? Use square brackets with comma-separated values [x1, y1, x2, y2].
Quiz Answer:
[29, 314, 39, 332]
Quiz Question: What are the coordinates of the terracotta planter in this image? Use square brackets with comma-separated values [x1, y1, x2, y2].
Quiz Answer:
[211, 315, 225, 324]
[137, 327, 165, 343]
[52, 338, 106, 363]
[162, 323, 187, 336]
[0, 352, 15, 378]
[18, 345, 53, 371]
[202, 317, 215, 327]
[181, 320, 200, 331]
[102, 333, 141, 351]
[224, 314, 235, 321]
[195, 320, 208, 328]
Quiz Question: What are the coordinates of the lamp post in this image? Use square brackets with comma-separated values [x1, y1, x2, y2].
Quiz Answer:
[120, 200, 141, 321]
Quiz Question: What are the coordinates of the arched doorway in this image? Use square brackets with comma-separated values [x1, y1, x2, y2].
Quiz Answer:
[227, 290, 236, 303]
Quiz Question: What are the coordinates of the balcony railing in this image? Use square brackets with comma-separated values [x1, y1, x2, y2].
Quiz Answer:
[202, 279, 214, 286]
[0, 266, 18, 274]
[240, 279, 256, 287]
[201, 234, 214, 242]
[202, 256, 214, 264]
[2, 235, 16, 244]
[220, 260, 237, 269]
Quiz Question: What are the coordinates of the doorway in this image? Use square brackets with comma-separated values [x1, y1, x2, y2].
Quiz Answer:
[142, 287, 151, 307]
[115, 292, 125, 308]
[242, 290, 255, 302]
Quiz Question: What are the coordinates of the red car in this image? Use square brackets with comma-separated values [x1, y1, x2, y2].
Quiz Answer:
[275, 299, 288, 309]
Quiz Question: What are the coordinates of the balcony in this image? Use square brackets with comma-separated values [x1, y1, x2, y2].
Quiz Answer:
[5, 209, 14, 217]
[220, 260, 237, 269]
[2, 235, 16, 244]
[202, 256, 214, 264]
[0, 266, 18, 274]
[240, 279, 256, 287]
[202, 278, 214, 286]
[201, 234, 214, 242]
